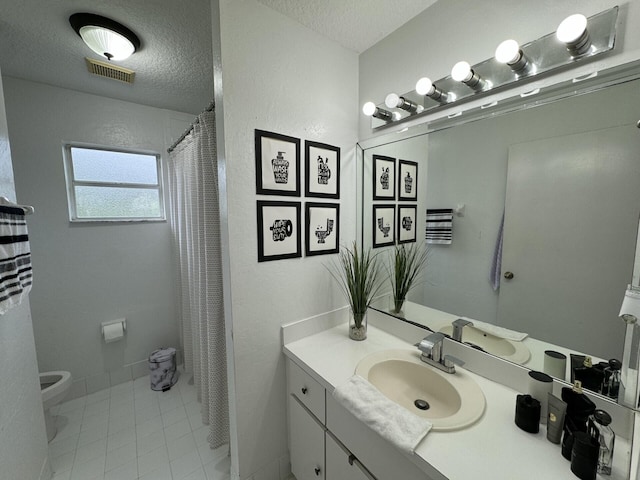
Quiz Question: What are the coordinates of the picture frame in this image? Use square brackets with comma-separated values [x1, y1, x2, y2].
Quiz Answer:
[372, 204, 396, 248]
[255, 129, 301, 196]
[305, 202, 340, 256]
[398, 159, 418, 201]
[256, 200, 302, 262]
[305, 141, 340, 199]
[372, 155, 396, 200]
[397, 205, 417, 244]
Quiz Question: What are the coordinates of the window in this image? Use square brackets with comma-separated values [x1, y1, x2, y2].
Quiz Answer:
[64, 145, 165, 222]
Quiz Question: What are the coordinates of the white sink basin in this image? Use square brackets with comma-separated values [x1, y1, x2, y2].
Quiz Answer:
[355, 349, 485, 431]
[438, 325, 531, 365]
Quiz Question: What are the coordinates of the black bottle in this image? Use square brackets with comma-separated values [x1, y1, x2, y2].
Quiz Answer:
[574, 356, 604, 393]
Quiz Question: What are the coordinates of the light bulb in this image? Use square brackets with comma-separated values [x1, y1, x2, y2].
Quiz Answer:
[79, 25, 135, 61]
[385, 93, 400, 109]
[556, 14, 588, 44]
[415, 77, 434, 96]
[495, 39, 521, 64]
[362, 102, 377, 116]
[451, 61, 473, 82]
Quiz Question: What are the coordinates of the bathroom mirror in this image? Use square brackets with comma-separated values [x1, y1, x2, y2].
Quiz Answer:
[359, 61, 640, 403]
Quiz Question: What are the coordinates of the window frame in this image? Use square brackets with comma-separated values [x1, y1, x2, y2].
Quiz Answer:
[63, 143, 166, 223]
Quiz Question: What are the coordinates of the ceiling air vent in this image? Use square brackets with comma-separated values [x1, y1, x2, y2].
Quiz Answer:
[85, 58, 135, 84]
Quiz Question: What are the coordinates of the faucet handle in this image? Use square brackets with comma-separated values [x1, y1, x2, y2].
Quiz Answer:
[417, 332, 446, 359]
[452, 318, 473, 328]
[443, 354, 465, 368]
[452, 318, 473, 342]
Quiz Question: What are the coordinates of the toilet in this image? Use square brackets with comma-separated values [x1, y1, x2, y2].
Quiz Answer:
[39, 371, 72, 442]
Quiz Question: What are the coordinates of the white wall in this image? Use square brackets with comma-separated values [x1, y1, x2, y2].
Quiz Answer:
[359, 0, 640, 140]
[4, 77, 193, 397]
[0, 69, 50, 480]
[218, 1, 359, 478]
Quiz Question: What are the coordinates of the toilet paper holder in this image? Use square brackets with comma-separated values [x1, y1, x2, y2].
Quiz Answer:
[101, 319, 126, 339]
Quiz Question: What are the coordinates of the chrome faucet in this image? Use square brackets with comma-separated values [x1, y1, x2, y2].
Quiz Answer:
[416, 332, 456, 374]
[452, 318, 473, 342]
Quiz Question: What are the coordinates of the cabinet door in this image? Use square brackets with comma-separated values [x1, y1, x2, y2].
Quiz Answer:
[290, 396, 325, 480]
[325, 433, 374, 480]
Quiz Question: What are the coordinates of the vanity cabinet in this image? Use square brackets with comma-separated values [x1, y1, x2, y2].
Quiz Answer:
[287, 359, 379, 480]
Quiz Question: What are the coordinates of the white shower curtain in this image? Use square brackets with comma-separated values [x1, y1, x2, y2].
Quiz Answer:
[167, 107, 229, 449]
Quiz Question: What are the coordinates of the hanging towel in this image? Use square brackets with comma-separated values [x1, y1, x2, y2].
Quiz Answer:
[490, 212, 504, 291]
[0, 206, 33, 314]
[332, 375, 432, 455]
[425, 208, 453, 244]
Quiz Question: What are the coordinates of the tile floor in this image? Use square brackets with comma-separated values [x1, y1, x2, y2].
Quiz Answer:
[48, 374, 231, 480]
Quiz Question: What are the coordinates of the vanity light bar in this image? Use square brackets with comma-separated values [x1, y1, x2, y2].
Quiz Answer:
[365, 6, 618, 130]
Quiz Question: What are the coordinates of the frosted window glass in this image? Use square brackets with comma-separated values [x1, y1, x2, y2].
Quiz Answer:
[75, 186, 162, 218]
[71, 147, 158, 185]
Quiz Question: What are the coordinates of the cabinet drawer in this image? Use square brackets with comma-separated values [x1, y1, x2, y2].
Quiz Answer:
[326, 431, 376, 480]
[288, 360, 326, 423]
[290, 396, 325, 480]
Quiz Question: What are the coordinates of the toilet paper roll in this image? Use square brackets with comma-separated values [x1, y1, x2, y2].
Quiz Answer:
[103, 322, 124, 343]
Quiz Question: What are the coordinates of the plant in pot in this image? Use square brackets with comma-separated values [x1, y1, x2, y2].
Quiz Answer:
[388, 243, 429, 316]
[328, 242, 383, 341]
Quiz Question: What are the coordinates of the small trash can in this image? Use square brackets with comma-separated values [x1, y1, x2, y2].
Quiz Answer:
[149, 347, 179, 391]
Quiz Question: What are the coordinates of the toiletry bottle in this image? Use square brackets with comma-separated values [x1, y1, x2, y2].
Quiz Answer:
[588, 409, 615, 475]
[574, 356, 604, 393]
[562, 381, 596, 428]
[602, 359, 621, 399]
[561, 381, 596, 460]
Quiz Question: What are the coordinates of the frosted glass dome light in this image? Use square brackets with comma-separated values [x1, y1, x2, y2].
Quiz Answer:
[362, 102, 377, 116]
[556, 14, 588, 44]
[415, 77, 434, 96]
[70, 13, 140, 61]
[495, 39, 521, 64]
[451, 61, 473, 82]
[385, 93, 401, 109]
[79, 26, 135, 61]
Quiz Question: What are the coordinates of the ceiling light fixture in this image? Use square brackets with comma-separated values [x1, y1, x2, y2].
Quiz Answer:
[556, 14, 592, 56]
[384, 93, 422, 113]
[495, 39, 534, 74]
[69, 13, 141, 61]
[415, 77, 451, 104]
[362, 101, 394, 121]
[451, 61, 489, 92]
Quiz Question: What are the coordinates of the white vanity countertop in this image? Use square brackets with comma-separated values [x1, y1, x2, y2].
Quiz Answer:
[283, 322, 630, 480]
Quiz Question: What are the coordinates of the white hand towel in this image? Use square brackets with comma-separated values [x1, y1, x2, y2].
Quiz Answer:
[332, 375, 432, 455]
[460, 316, 528, 341]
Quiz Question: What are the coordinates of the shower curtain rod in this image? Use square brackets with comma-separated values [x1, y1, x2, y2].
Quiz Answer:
[167, 101, 215, 153]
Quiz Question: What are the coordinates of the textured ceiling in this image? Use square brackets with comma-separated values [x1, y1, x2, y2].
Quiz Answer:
[0, 0, 213, 115]
[257, 0, 438, 53]
[0, 1, 435, 115]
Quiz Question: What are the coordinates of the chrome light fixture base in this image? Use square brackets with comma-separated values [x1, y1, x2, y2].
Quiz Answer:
[368, 6, 618, 130]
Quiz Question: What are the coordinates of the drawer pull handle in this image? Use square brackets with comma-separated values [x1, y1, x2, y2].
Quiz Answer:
[314, 466, 321, 476]
[301, 387, 308, 395]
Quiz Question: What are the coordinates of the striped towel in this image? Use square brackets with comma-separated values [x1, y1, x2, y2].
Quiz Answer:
[0, 206, 33, 314]
[426, 209, 453, 244]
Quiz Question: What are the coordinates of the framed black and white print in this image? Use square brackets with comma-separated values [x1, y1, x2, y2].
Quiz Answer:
[397, 205, 417, 244]
[305, 202, 339, 256]
[372, 204, 395, 248]
[255, 130, 301, 196]
[398, 159, 418, 201]
[256, 200, 302, 262]
[372, 155, 396, 201]
[305, 141, 340, 199]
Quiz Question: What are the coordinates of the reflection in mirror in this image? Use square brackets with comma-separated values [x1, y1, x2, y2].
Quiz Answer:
[362, 68, 640, 404]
